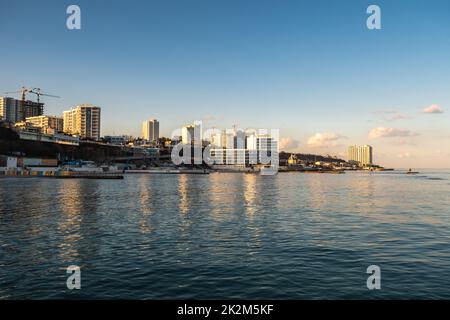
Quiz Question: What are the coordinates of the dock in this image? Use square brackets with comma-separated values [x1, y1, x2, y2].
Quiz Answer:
[0, 169, 124, 179]
[125, 169, 210, 174]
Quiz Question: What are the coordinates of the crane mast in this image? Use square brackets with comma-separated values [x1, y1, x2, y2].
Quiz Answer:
[4, 86, 60, 121]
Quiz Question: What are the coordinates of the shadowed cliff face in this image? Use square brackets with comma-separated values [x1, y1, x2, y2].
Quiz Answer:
[0, 126, 131, 162]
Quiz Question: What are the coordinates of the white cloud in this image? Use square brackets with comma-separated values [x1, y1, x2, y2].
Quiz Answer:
[307, 132, 346, 148]
[396, 152, 414, 159]
[279, 137, 300, 151]
[368, 127, 418, 139]
[373, 110, 413, 121]
[384, 113, 413, 121]
[422, 104, 444, 114]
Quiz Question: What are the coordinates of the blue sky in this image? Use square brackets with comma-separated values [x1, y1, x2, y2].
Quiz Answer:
[1, 0, 449, 167]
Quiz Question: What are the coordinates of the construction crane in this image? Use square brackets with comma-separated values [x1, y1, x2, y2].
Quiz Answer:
[29, 88, 60, 104]
[5, 86, 60, 103]
[4, 86, 60, 120]
[4, 86, 30, 101]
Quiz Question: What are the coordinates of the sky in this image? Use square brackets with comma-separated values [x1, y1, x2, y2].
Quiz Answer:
[1, 0, 449, 168]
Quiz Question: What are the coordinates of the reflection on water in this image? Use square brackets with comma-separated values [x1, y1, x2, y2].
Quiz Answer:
[243, 174, 257, 217]
[57, 180, 100, 264]
[208, 172, 225, 219]
[1, 170, 450, 299]
[138, 176, 152, 234]
[58, 180, 83, 262]
[178, 174, 190, 215]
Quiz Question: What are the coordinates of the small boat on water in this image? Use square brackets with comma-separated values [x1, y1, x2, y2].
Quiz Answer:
[406, 168, 419, 174]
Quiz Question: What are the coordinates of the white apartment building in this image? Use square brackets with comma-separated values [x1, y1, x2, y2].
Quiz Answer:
[210, 131, 222, 147]
[63, 104, 101, 140]
[210, 132, 278, 167]
[181, 122, 202, 145]
[348, 145, 373, 166]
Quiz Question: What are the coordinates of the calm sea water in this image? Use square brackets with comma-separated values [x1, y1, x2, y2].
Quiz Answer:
[0, 170, 450, 299]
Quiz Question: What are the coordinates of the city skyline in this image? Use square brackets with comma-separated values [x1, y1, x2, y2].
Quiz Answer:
[1, 0, 449, 168]
[1, 0, 450, 304]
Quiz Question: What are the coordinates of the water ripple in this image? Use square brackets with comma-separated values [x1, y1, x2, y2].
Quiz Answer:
[1, 171, 450, 299]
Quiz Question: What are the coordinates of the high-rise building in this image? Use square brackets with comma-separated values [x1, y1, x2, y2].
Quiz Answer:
[25, 115, 64, 134]
[0, 97, 18, 122]
[256, 134, 278, 164]
[63, 104, 101, 140]
[182, 122, 202, 144]
[222, 130, 235, 149]
[348, 145, 373, 166]
[210, 131, 222, 147]
[0, 97, 44, 123]
[22, 101, 44, 119]
[234, 129, 246, 149]
[142, 119, 159, 142]
[210, 132, 278, 167]
[246, 134, 257, 151]
[63, 110, 73, 133]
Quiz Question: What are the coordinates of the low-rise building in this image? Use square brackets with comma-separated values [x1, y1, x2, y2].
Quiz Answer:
[104, 135, 131, 145]
[25, 115, 63, 134]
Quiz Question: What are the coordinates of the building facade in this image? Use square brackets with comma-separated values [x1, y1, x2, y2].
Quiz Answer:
[23, 101, 44, 119]
[0, 97, 44, 123]
[104, 135, 131, 145]
[348, 145, 373, 166]
[210, 133, 278, 167]
[221, 130, 234, 149]
[210, 131, 222, 147]
[25, 115, 63, 134]
[0, 97, 18, 122]
[210, 149, 259, 167]
[63, 104, 101, 140]
[142, 119, 159, 142]
[181, 123, 202, 145]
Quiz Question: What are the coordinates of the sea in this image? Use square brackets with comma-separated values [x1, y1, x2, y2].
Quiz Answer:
[0, 170, 449, 299]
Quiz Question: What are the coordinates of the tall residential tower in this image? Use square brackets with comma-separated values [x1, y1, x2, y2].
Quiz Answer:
[63, 104, 101, 140]
[348, 145, 373, 166]
[142, 119, 160, 143]
[0, 97, 44, 123]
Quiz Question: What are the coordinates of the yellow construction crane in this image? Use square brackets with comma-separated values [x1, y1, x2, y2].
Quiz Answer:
[4, 86, 60, 120]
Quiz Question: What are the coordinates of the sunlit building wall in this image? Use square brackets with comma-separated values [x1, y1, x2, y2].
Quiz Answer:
[26, 115, 63, 133]
[348, 145, 373, 166]
[142, 119, 159, 142]
[182, 123, 202, 144]
[63, 104, 101, 140]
